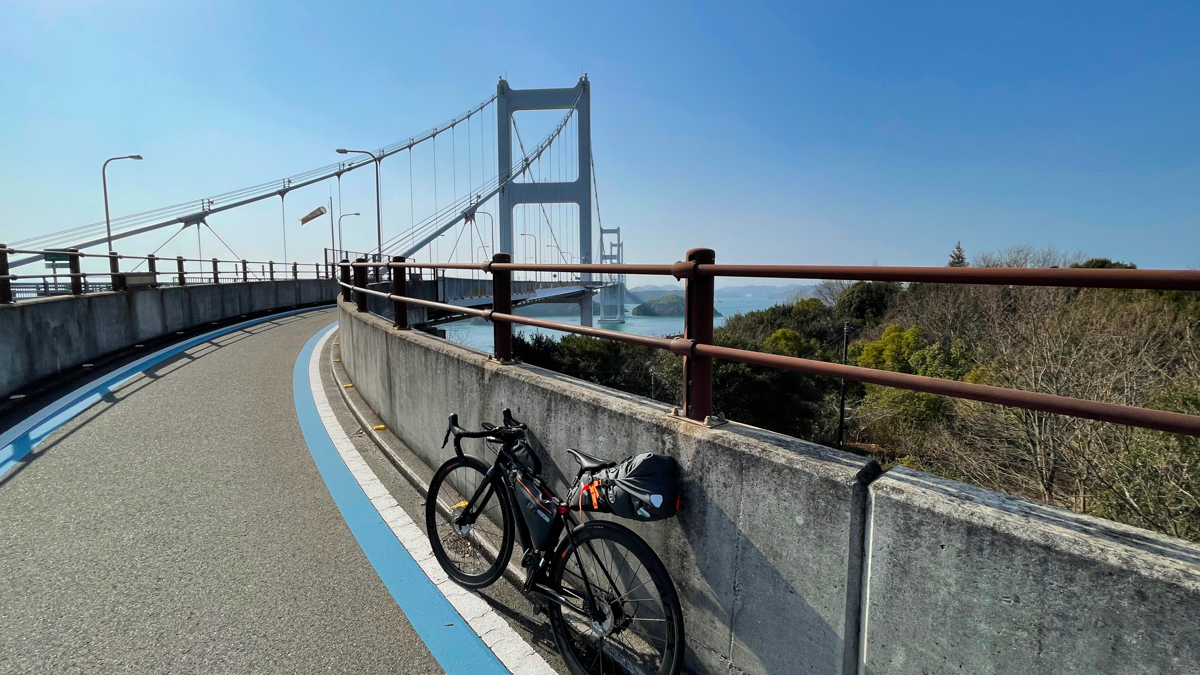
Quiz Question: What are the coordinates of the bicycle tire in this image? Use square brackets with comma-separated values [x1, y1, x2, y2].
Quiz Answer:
[548, 521, 685, 675]
[425, 455, 515, 589]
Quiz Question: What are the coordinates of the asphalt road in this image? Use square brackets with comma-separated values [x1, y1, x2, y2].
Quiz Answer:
[0, 310, 445, 674]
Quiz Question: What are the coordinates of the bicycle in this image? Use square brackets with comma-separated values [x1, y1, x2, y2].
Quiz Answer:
[424, 409, 685, 675]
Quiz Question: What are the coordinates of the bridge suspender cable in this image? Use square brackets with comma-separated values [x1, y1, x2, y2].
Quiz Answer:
[380, 89, 583, 261]
[9, 95, 499, 269]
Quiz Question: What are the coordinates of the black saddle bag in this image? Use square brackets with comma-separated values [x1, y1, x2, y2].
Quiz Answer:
[567, 453, 680, 521]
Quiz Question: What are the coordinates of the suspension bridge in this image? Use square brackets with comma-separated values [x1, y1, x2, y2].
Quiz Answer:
[3, 76, 1199, 675]
[6, 76, 627, 326]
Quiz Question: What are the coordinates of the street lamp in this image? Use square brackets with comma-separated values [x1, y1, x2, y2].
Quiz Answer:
[547, 242, 569, 263]
[338, 212, 360, 254]
[519, 233, 538, 282]
[475, 210, 494, 256]
[519, 233, 539, 261]
[336, 148, 382, 276]
[102, 154, 143, 253]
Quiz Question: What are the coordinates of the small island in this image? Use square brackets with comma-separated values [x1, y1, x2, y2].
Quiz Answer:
[631, 293, 722, 317]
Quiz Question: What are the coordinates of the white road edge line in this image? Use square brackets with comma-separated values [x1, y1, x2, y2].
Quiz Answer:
[308, 326, 557, 675]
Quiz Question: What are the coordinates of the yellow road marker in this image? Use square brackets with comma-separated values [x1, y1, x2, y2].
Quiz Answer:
[343, 383, 353, 389]
[373, 424, 386, 431]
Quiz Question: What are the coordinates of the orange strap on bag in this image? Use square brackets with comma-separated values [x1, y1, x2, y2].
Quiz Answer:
[578, 479, 602, 515]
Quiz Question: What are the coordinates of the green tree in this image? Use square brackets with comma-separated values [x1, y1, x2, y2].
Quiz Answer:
[948, 242, 968, 267]
[854, 325, 971, 449]
[1069, 258, 1137, 269]
[835, 281, 900, 328]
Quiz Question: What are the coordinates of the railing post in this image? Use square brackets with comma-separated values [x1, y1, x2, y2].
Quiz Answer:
[269, 261, 275, 281]
[212, 258, 220, 284]
[68, 248, 83, 295]
[147, 254, 158, 287]
[292, 262, 298, 280]
[0, 244, 11, 304]
[392, 256, 409, 329]
[353, 257, 368, 313]
[340, 259, 351, 302]
[492, 253, 512, 362]
[681, 247, 715, 422]
[109, 251, 126, 292]
[242, 260, 248, 282]
[176, 256, 186, 286]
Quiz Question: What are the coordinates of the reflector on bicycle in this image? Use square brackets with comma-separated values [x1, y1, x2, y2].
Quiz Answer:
[567, 453, 680, 521]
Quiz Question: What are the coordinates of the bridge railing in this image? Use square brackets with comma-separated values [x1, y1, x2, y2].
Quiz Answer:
[0, 244, 330, 303]
[337, 251, 1200, 438]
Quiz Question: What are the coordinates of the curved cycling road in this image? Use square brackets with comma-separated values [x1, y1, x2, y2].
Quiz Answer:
[0, 308, 560, 674]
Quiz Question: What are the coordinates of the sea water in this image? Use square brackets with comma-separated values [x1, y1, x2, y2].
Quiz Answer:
[441, 296, 781, 352]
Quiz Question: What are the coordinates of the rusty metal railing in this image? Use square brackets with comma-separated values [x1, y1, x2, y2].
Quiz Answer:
[0, 244, 332, 304]
[337, 251, 1200, 438]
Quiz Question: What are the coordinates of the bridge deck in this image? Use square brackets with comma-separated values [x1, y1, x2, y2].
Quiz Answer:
[0, 309, 562, 673]
[447, 283, 589, 309]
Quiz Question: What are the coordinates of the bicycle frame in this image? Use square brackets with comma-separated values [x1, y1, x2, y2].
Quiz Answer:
[445, 415, 619, 624]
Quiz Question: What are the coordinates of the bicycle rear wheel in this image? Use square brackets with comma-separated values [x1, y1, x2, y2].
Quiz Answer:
[548, 521, 684, 675]
[425, 455, 514, 589]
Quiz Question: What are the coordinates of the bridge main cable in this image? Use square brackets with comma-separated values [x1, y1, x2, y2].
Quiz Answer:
[10, 95, 498, 269]
[378, 88, 584, 261]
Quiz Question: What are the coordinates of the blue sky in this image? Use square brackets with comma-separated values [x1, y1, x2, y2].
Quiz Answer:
[1, 0, 1197, 282]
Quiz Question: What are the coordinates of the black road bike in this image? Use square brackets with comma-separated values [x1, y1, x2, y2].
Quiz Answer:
[425, 409, 685, 675]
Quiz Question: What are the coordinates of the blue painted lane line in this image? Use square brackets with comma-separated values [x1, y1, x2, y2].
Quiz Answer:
[0, 306, 331, 479]
[291, 325, 509, 674]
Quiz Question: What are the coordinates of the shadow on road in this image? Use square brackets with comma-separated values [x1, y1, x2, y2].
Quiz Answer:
[0, 314, 317, 489]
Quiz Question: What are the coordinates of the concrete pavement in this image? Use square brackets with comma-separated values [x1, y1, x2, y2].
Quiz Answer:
[0, 309, 556, 673]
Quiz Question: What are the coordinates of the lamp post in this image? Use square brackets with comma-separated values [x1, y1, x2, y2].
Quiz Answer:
[475, 210, 495, 258]
[519, 233, 538, 282]
[338, 213, 360, 254]
[547, 242, 569, 263]
[336, 149, 382, 276]
[102, 154, 143, 253]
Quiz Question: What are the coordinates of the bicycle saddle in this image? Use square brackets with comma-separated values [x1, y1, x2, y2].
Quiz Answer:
[567, 447, 615, 472]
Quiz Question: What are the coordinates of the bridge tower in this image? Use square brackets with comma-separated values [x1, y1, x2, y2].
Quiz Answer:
[597, 226, 625, 323]
[496, 77, 594, 325]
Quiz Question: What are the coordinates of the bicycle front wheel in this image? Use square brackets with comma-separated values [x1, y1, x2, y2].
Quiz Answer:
[425, 455, 514, 589]
[548, 521, 685, 675]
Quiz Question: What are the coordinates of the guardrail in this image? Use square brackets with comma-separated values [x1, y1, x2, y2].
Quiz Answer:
[0, 244, 330, 304]
[337, 250, 1200, 438]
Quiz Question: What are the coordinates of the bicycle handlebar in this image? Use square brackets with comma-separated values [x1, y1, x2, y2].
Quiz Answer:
[442, 410, 526, 452]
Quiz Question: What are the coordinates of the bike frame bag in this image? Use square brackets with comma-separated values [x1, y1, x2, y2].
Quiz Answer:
[512, 469, 557, 550]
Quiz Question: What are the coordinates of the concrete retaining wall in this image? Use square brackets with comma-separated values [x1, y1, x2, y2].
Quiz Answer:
[339, 302, 877, 675]
[0, 280, 336, 398]
[861, 468, 1200, 674]
[337, 301, 1200, 675]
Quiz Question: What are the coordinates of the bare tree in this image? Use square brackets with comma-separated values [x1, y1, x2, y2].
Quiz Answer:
[814, 278, 853, 307]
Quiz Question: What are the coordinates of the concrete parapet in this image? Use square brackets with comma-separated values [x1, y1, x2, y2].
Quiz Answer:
[339, 301, 877, 674]
[338, 300, 1200, 675]
[862, 468, 1200, 674]
[0, 280, 337, 399]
